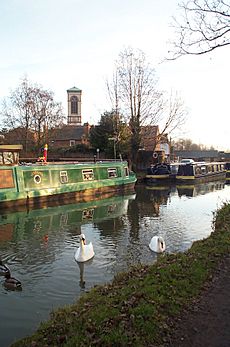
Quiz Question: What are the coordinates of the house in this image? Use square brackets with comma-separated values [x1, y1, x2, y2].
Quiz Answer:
[140, 125, 159, 151]
[137, 126, 171, 170]
[51, 123, 91, 148]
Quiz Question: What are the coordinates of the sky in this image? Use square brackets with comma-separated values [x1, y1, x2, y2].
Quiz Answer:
[0, 0, 229, 151]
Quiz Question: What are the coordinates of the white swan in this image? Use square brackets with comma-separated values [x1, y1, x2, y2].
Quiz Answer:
[149, 236, 166, 253]
[75, 234, 95, 262]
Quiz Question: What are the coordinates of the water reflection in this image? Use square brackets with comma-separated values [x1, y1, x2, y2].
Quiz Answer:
[177, 180, 226, 198]
[0, 182, 229, 347]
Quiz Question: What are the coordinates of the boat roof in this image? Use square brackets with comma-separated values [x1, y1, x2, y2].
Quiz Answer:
[0, 144, 23, 151]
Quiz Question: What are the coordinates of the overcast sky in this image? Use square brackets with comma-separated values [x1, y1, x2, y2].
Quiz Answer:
[0, 0, 229, 150]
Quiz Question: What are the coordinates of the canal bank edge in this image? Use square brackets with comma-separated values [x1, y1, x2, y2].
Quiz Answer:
[11, 203, 230, 347]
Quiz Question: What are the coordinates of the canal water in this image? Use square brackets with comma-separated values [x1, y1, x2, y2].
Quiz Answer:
[0, 181, 229, 346]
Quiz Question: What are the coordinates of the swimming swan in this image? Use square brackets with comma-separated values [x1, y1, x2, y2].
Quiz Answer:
[149, 236, 166, 253]
[4, 272, 22, 290]
[75, 234, 95, 262]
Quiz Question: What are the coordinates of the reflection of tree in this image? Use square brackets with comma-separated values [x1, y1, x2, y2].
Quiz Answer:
[93, 217, 125, 238]
[135, 185, 171, 217]
[126, 185, 171, 241]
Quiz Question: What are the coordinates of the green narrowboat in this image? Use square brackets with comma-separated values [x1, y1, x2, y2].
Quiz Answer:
[0, 145, 137, 209]
[176, 161, 226, 183]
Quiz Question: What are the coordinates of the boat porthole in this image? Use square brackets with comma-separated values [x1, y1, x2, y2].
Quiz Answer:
[34, 174, 42, 184]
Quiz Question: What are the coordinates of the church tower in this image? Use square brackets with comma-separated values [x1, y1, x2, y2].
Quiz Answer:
[67, 87, 82, 126]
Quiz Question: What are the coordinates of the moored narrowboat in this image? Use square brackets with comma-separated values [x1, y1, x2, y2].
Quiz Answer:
[0, 145, 137, 209]
[176, 161, 226, 183]
[145, 163, 179, 184]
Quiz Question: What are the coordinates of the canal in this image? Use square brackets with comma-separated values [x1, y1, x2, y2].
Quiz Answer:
[0, 181, 229, 346]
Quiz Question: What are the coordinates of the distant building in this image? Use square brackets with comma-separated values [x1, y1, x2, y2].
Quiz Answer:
[52, 87, 91, 148]
[52, 123, 91, 148]
[67, 86, 82, 126]
[140, 125, 159, 151]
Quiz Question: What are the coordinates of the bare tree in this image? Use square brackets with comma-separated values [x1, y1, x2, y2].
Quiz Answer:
[1, 77, 35, 151]
[107, 47, 187, 168]
[158, 91, 187, 141]
[1, 76, 64, 152]
[168, 0, 230, 59]
[107, 47, 162, 167]
[29, 87, 64, 150]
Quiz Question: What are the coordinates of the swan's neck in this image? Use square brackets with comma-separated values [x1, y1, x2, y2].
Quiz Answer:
[80, 240, 85, 253]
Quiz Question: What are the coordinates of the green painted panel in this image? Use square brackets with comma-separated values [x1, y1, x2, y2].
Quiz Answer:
[23, 170, 51, 189]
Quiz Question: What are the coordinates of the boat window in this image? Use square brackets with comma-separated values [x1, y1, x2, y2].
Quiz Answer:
[201, 166, 207, 174]
[107, 168, 117, 178]
[207, 165, 212, 173]
[34, 174, 42, 184]
[60, 171, 68, 183]
[82, 169, 94, 181]
[124, 167, 129, 177]
[170, 165, 179, 174]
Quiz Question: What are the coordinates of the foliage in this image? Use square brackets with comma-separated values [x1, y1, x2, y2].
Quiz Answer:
[89, 110, 131, 158]
[168, 0, 230, 59]
[11, 202, 230, 347]
[0, 76, 65, 152]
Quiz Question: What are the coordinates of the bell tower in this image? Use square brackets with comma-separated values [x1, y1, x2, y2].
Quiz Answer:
[67, 86, 82, 126]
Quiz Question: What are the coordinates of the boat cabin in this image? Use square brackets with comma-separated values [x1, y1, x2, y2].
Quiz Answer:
[176, 161, 226, 182]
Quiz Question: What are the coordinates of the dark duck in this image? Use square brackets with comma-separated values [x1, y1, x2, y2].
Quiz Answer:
[4, 272, 22, 290]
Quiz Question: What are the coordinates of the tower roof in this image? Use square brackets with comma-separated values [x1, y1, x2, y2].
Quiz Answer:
[67, 86, 82, 92]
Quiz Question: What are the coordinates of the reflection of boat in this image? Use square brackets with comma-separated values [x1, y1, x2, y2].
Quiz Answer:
[0, 145, 137, 209]
[176, 161, 226, 183]
[0, 194, 136, 240]
[177, 181, 226, 197]
[145, 163, 179, 184]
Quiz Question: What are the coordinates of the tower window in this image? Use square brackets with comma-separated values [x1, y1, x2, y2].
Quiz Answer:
[71, 96, 78, 114]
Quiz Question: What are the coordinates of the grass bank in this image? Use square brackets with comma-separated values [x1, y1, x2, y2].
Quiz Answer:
[12, 203, 230, 347]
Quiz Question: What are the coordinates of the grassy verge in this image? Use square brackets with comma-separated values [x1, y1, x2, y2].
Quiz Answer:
[12, 203, 230, 347]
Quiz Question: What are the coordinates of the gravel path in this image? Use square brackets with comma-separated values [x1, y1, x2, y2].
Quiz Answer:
[166, 255, 230, 347]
